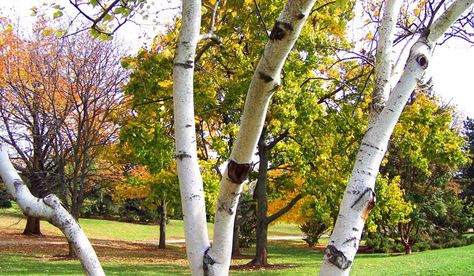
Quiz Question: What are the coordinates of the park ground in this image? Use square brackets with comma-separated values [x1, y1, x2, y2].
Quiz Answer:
[1, 206, 473, 275]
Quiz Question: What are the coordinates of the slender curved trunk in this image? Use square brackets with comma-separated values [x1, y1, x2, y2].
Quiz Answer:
[0, 147, 104, 275]
[320, 0, 474, 275]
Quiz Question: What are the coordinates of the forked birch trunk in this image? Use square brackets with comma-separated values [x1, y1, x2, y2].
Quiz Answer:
[172, 0, 317, 274]
[368, 0, 403, 123]
[320, 0, 474, 275]
[205, 1, 317, 274]
[0, 146, 104, 276]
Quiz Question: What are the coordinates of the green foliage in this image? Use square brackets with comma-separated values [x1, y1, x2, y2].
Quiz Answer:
[366, 175, 412, 234]
[0, 186, 12, 209]
[236, 192, 257, 248]
[300, 219, 328, 247]
[368, 90, 471, 253]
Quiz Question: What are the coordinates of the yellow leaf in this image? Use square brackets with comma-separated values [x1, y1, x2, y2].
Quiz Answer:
[414, 8, 420, 16]
[158, 80, 173, 88]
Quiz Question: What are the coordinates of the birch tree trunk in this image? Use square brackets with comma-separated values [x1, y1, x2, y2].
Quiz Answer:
[205, 1, 317, 274]
[172, 0, 211, 274]
[0, 146, 104, 276]
[368, 0, 403, 123]
[320, 0, 474, 275]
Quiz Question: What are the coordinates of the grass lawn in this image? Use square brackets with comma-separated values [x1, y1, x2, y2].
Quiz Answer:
[0, 242, 473, 275]
[0, 204, 302, 241]
[1, 205, 473, 275]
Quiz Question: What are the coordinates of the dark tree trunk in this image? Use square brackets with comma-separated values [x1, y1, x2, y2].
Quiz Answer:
[23, 217, 41, 235]
[68, 242, 77, 257]
[250, 132, 269, 266]
[158, 200, 167, 249]
[23, 175, 44, 236]
[231, 203, 241, 257]
[404, 243, 412, 255]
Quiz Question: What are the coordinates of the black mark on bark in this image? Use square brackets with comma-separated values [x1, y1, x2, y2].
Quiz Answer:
[350, 187, 375, 209]
[269, 21, 294, 40]
[175, 151, 192, 160]
[361, 142, 383, 152]
[174, 60, 194, 69]
[343, 237, 358, 248]
[185, 124, 192, 128]
[352, 227, 359, 232]
[203, 247, 216, 275]
[217, 202, 234, 215]
[268, 84, 280, 94]
[189, 194, 201, 200]
[259, 72, 273, 83]
[325, 245, 352, 270]
[415, 54, 428, 69]
[227, 160, 251, 184]
[297, 13, 305, 19]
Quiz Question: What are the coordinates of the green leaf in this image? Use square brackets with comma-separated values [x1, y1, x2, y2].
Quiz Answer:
[53, 10, 63, 19]
[55, 29, 67, 38]
[336, 0, 346, 8]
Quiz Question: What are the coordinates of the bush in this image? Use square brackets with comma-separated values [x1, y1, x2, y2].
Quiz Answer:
[365, 232, 403, 253]
[236, 195, 257, 248]
[0, 186, 12, 208]
[300, 220, 328, 247]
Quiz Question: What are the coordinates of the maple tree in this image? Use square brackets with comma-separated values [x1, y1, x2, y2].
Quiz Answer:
[0, 18, 70, 235]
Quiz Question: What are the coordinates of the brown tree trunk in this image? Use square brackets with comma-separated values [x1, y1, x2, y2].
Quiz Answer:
[404, 243, 412, 255]
[23, 216, 41, 235]
[158, 200, 167, 249]
[231, 205, 241, 257]
[23, 175, 43, 235]
[68, 242, 77, 257]
[250, 132, 269, 266]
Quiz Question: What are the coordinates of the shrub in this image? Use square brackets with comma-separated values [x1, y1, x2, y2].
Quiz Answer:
[300, 220, 328, 247]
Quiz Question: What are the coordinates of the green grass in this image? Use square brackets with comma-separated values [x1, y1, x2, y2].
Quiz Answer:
[0, 254, 189, 276]
[0, 243, 473, 275]
[2, 205, 473, 275]
[0, 204, 302, 241]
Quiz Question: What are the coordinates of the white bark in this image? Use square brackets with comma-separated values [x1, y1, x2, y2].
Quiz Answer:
[320, 0, 474, 275]
[370, 0, 403, 122]
[0, 146, 104, 276]
[172, 0, 211, 275]
[206, 1, 316, 275]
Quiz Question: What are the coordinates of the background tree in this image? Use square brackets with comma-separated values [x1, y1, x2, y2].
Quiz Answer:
[0, 19, 69, 235]
[373, 91, 469, 254]
[58, 33, 127, 221]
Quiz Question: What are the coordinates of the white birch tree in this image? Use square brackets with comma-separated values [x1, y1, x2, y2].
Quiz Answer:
[320, 0, 474, 275]
[0, 146, 104, 275]
[172, 0, 317, 274]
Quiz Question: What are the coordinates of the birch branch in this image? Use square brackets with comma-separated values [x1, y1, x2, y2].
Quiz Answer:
[0, 146, 104, 276]
[369, 0, 403, 122]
